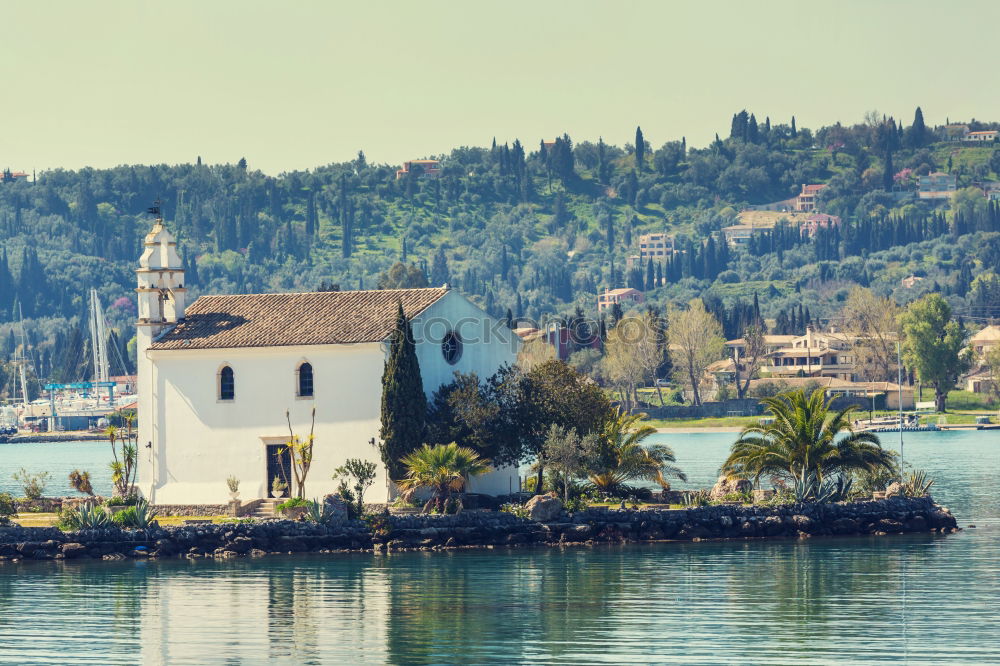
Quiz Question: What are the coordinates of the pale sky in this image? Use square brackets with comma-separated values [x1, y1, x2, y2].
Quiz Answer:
[1, 1, 997, 174]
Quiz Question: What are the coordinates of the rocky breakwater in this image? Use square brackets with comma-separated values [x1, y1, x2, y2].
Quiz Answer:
[0, 496, 959, 562]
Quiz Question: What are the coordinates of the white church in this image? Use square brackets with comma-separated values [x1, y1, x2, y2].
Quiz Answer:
[135, 220, 520, 505]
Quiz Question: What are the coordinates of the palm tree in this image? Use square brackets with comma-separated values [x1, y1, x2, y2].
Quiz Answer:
[397, 443, 491, 513]
[588, 409, 686, 495]
[722, 389, 895, 485]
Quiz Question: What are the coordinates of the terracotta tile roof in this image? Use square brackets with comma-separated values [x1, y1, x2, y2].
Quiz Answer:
[149, 287, 448, 350]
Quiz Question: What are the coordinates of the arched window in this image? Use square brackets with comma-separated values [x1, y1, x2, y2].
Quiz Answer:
[219, 365, 235, 401]
[441, 331, 463, 365]
[297, 362, 314, 398]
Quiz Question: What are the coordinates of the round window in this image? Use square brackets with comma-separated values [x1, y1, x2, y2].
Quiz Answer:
[441, 331, 463, 365]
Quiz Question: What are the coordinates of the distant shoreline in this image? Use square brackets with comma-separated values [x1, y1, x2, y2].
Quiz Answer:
[655, 427, 742, 434]
[0, 433, 105, 444]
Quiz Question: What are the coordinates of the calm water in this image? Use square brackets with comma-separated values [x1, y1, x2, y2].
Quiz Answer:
[1, 431, 998, 664]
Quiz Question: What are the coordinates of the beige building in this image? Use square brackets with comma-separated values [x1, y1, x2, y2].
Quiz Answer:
[627, 233, 675, 268]
[726, 329, 859, 382]
[597, 287, 644, 313]
[747, 377, 915, 410]
[970, 325, 1000, 358]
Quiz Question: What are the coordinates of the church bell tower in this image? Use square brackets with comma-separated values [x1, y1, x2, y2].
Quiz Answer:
[136, 210, 186, 359]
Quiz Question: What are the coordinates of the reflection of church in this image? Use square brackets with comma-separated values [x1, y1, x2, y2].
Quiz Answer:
[135, 219, 520, 504]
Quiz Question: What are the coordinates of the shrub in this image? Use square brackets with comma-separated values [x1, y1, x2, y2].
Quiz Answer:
[332, 458, 378, 518]
[500, 502, 530, 519]
[12, 468, 49, 500]
[719, 490, 752, 504]
[758, 490, 795, 507]
[364, 511, 391, 541]
[681, 490, 710, 507]
[276, 497, 310, 512]
[564, 496, 589, 513]
[0, 492, 17, 525]
[112, 499, 158, 529]
[226, 476, 240, 494]
[105, 494, 138, 506]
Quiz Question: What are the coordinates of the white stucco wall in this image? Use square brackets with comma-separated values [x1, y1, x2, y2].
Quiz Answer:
[138, 290, 522, 504]
[412, 290, 521, 494]
[140, 343, 389, 504]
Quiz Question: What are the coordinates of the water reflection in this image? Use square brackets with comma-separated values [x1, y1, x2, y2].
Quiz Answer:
[2, 430, 999, 663]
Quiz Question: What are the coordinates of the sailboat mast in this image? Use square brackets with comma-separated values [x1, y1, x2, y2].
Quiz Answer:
[89, 289, 110, 384]
[897, 341, 904, 476]
[16, 304, 29, 409]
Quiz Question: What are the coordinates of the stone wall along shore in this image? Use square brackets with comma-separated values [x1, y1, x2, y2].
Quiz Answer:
[0, 496, 958, 563]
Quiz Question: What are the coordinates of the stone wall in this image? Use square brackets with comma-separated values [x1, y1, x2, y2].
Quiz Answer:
[152, 504, 230, 517]
[0, 496, 959, 562]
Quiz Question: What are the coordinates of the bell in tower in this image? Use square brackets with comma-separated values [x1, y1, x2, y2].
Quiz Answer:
[135, 207, 186, 357]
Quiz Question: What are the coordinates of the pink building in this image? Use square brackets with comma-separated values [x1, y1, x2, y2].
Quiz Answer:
[395, 159, 442, 179]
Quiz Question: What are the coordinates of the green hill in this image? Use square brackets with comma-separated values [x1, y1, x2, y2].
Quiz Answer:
[0, 108, 999, 391]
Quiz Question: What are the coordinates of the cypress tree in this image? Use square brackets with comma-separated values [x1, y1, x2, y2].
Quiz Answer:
[379, 303, 426, 480]
[429, 247, 450, 286]
[635, 126, 645, 171]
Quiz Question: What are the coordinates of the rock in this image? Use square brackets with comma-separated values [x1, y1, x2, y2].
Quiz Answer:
[525, 494, 563, 523]
[709, 476, 751, 501]
[790, 514, 814, 532]
[928, 508, 957, 529]
[61, 542, 87, 558]
[762, 515, 784, 536]
[321, 495, 350, 524]
[884, 482, 903, 499]
[227, 536, 253, 554]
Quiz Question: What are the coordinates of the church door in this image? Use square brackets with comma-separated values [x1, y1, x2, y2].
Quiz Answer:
[266, 444, 292, 498]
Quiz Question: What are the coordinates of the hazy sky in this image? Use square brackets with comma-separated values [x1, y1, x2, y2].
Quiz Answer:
[1, 1, 997, 174]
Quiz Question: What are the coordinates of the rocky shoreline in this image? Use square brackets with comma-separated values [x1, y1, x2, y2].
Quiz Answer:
[0, 496, 958, 563]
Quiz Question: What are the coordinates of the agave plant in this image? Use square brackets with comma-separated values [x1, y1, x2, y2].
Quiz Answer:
[682, 489, 710, 507]
[67, 503, 112, 529]
[305, 498, 341, 525]
[108, 498, 157, 529]
[792, 469, 851, 504]
[902, 470, 934, 497]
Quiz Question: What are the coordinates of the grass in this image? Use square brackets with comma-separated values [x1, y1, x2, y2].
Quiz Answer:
[644, 415, 760, 430]
[640, 388, 999, 430]
[587, 501, 686, 510]
[11, 513, 230, 528]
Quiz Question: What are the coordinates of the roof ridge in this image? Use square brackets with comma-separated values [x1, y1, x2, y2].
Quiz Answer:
[198, 286, 449, 299]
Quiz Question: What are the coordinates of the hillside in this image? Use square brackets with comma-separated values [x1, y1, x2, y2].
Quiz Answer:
[1, 108, 999, 392]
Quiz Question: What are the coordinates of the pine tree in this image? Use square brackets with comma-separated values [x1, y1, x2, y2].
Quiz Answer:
[635, 126, 645, 171]
[379, 303, 426, 480]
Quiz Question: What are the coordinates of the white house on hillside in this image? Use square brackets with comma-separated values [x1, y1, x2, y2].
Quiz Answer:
[135, 221, 520, 505]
